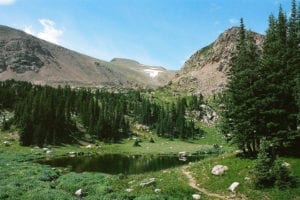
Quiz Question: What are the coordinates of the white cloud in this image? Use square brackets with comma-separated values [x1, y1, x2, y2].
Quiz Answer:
[0, 0, 15, 5]
[229, 18, 239, 25]
[37, 19, 63, 44]
[23, 19, 63, 44]
[24, 26, 34, 35]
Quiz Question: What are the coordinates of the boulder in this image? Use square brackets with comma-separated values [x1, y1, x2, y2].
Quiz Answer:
[281, 162, 290, 167]
[125, 188, 134, 192]
[211, 165, 228, 175]
[154, 188, 161, 193]
[75, 188, 83, 197]
[42, 147, 49, 152]
[178, 151, 187, 161]
[228, 182, 239, 192]
[86, 144, 92, 149]
[178, 151, 187, 157]
[192, 194, 201, 200]
[3, 141, 11, 146]
[140, 178, 156, 187]
[46, 150, 52, 154]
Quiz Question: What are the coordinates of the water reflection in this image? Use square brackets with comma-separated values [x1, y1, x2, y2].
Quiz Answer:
[38, 154, 204, 175]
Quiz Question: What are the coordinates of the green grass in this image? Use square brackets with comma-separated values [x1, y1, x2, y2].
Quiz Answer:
[189, 152, 300, 200]
[1, 127, 299, 200]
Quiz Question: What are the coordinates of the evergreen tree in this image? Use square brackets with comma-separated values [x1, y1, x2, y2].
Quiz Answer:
[221, 18, 262, 155]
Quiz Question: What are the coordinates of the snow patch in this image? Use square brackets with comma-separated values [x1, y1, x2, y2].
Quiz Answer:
[144, 68, 162, 78]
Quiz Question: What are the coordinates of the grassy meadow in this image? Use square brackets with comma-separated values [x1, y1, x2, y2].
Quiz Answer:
[0, 125, 299, 199]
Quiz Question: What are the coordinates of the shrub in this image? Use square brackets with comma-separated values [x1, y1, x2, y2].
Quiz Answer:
[273, 159, 297, 189]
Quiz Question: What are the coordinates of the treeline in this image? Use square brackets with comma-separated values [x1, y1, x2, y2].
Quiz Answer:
[221, 0, 300, 156]
[0, 80, 205, 146]
[134, 95, 204, 139]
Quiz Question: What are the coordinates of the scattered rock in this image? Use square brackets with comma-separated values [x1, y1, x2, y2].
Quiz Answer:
[211, 165, 228, 175]
[140, 178, 156, 187]
[125, 188, 134, 192]
[154, 188, 161, 193]
[69, 151, 76, 157]
[281, 162, 290, 167]
[235, 150, 243, 154]
[192, 194, 201, 199]
[75, 188, 83, 197]
[200, 104, 219, 124]
[86, 144, 92, 149]
[128, 180, 135, 184]
[228, 182, 239, 192]
[178, 151, 187, 161]
[3, 141, 11, 146]
[42, 147, 49, 152]
[46, 150, 52, 154]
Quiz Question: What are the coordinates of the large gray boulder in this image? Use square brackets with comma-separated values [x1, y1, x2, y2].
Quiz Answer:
[211, 165, 228, 175]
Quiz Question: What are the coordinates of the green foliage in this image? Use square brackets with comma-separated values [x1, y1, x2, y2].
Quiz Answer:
[253, 140, 276, 187]
[221, 18, 261, 155]
[39, 169, 60, 182]
[253, 139, 298, 189]
[273, 159, 298, 189]
[221, 1, 300, 156]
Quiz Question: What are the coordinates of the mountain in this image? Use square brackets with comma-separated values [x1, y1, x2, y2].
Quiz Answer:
[168, 27, 264, 95]
[0, 25, 175, 88]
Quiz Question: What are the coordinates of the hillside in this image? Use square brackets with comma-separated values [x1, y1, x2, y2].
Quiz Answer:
[0, 25, 175, 88]
[168, 27, 264, 95]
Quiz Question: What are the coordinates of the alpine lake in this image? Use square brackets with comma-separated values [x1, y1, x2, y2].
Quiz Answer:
[37, 153, 205, 175]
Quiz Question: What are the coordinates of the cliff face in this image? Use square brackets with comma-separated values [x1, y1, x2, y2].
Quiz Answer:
[169, 27, 264, 95]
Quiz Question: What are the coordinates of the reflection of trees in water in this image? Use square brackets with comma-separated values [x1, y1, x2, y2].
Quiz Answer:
[39, 154, 204, 174]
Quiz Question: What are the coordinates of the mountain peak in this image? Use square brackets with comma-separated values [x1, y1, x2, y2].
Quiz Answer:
[0, 25, 174, 88]
[169, 27, 264, 95]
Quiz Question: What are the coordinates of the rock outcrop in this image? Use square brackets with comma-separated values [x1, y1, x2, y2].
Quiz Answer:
[169, 27, 264, 96]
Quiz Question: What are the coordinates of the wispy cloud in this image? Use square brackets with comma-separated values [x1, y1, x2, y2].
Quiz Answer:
[0, 0, 15, 5]
[37, 19, 63, 44]
[229, 18, 239, 25]
[24, 26, 34, 35]
[23, 19, 64, 44]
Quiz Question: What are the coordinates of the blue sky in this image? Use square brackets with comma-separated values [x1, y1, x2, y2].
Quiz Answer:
[0, 0, 293, 70]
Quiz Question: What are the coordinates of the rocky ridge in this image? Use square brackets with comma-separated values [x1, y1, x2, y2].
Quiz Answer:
[0, 25, 175, 88]
[169, 27, 264, 96]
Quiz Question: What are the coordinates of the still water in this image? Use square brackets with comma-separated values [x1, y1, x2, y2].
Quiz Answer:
[38, 154, 204, 175]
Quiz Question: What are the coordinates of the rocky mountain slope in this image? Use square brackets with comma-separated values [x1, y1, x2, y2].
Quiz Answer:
[168, 27, 264, 96]
[0, 25, 174, 88]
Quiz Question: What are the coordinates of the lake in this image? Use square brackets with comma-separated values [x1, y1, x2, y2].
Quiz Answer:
[38, 153, 205, 175]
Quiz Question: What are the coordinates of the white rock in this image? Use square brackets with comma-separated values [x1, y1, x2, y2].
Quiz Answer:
[228, 182, 240, 192]
[46, 150, 52, 154]
[140, 178, 156, 187]
[244, 176, 250, 181]
[125, 188, 134, 192]
[281, 162, 290, 167]
[192, 194, 201, 200]
[211, 165, 228, 175]
[3, 141, 10, 146]
[86, 144, 92, 149]
[42, 147, 49, 152]
[154, 188, 161, 193]
[75, 188, 83, 197]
